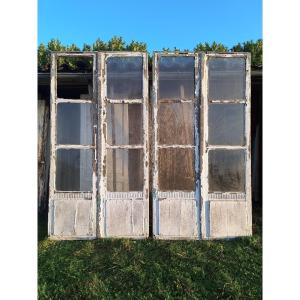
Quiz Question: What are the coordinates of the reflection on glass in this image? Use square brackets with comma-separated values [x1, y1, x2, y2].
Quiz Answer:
[57, 103, 93, 145]
[208, 104, 245, 145]
[107, 149, 143, 191]
[208, 57, 246, 100]
[158, 102, 194, 145]
[208, 149, 245, 192]
[107, 57, 143, 99]
[107, 104, 143, 145]
[158, 148, 195, 191]
[56, 149, 93, 191]
[158, 56, 194, 100]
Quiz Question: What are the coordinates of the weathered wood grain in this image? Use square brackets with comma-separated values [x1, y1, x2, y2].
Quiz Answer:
[38, 99, 50, 212]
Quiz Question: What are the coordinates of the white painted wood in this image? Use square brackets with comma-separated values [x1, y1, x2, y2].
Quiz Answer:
[210, 201, 251, 238]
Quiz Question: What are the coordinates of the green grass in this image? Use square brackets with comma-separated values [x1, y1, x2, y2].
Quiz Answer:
[38, 207, 262, 299]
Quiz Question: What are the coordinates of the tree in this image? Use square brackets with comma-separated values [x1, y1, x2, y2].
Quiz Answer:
[92, 38, 107, 51]
[37, 38, 263, 72]
[82, 43, 92, 51]
[38, 43, 49, 72]
[194, 41, 228, 52]
[107, 36, 125, 51]
[126, 40, 147, 51]
[232, 39, 262, 67]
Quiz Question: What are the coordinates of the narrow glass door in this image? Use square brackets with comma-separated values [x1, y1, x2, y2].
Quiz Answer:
[99, 52, 149, 238]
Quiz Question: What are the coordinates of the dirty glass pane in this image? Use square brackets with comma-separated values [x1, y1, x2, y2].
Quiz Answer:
[107, 149, 143, 191]
[107, 57, 143, 99]
[208, 57, 246, 100]
[107, 103, 143, 145]
[57, 103, 93, 145]
[158, 56, 194, 100]
[57, 56, 93, 99]
[208, 149, 245, 192]
[56, 149, 93, 191]
[158, 102, 194, 145]
[158, 148, 195, 191]
[208, 104, 245, 145]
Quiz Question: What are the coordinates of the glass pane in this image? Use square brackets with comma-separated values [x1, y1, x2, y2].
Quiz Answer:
[158, 148, 195, 191]
[208, 104, 245, 145]
[208, 149, 245, 192]
[57, 103, 93, 145]
[56, 149, 93, 191]
[57, 56, 93, 99]
[158, 102, 194, 145]
[107, 57, 143, 99]
[158, 56, 194, 100]
[208, 57, 246, 100]
[107, 104, 143, 145]
[107, 149, 143, 191]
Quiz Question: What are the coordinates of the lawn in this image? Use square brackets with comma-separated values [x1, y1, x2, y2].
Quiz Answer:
[38, 206, 262, 299]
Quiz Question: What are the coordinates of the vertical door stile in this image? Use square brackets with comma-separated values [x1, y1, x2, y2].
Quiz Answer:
[48, 53, 57, 236]
[194, 54, 201, 239]
[245, 53, 252, 235]
[152, 53, 159, 237]
[200, 53, 209, 239]
[99, 52, 106, 238]
[143, 52, 149, 236]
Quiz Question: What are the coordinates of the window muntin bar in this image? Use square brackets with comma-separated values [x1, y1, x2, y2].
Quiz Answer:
[101, 52, 148, 201]
[156, 54, 197, 192]
[51, 53, 97, 194]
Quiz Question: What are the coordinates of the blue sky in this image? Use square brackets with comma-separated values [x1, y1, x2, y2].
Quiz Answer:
[38, 0, 262, 52]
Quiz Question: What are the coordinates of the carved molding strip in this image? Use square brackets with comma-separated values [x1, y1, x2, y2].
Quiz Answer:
[53, 192, 93, 200]
[208, 193, 246, 200]
[106, 191, 144, 200]
[158, 191, 195, 199]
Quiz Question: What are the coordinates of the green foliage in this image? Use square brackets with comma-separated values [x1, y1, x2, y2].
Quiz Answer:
[38, 43, 49, 72]
[107, 36, 126, 51]
[82, 43, 92, 52]
[126, 40, 147, 52]
[37, 38, 262, 72]
[232, 39, 262, 67]
[194, 41, 229, 52]
[92, 38, 107, 51]
[38, 207, 262, 299]
[47, 38, 66, 52]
